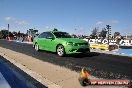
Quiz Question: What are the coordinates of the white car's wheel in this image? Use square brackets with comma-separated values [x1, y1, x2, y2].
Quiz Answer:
[35, 43, 39, 51]
[57, 45, 65, 56]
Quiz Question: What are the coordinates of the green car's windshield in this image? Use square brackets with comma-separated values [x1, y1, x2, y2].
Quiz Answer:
[53, 32, 72, 38]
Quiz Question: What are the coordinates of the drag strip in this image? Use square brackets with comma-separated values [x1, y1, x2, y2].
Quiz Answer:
[0, 40, 132, 80]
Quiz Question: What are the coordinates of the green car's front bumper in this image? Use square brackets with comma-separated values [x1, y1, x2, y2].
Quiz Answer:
[64, 45, 90, 54]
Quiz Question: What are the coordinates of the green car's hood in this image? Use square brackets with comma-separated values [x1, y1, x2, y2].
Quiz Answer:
[58, 38, 87, 43]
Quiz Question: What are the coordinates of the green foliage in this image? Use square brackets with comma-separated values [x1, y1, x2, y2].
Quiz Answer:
[114, 32, 120, 38]
[0, 31, 2, 38]
[91, 27, 99, 36]
[90, 27, 99, 39]
[99, 29, 107, 39]
[53, 28, 58, 31]
[9, 32, 14, 37]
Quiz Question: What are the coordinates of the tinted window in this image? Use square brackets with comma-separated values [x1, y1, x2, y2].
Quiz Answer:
[46, 32, 54, 38]
[38, 32, 47, 38]
[53, 32, 72, 38]
[38, 32, 54, 38]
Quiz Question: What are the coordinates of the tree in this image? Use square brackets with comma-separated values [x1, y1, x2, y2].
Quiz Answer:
[53, 28, 58, 31]
[90, 27, 99, 39]
[9, 32, 13, 37]
[99, 28, 107, 39]
[114, 32, 120, 38]
[18, 31, 20, 34]
[71, 34, 77, 38]
[91, 27, 98, 36]
[1, 30, 8, 39]
[17, 31, 21, 37]
[0, 31, 2, 38]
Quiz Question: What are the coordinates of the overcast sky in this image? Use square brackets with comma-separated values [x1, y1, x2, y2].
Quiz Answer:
[0, 0, 132, 35]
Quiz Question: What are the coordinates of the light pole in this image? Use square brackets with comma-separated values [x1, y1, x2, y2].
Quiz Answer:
[106, 25, 111, 45]
[8, 24, 9, 38]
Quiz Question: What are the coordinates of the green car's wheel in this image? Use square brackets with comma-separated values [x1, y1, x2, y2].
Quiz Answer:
[35, 43, 40, 51]
[57, 45, 65, 56]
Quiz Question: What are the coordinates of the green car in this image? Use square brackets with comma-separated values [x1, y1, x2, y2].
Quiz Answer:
[33, 31, 90, 56]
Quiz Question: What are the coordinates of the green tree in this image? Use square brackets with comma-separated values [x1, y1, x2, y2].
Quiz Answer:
[0, 31, 2, 38]
[99, 28, 107, 39]
[9, 32, 13, 37]
[114, 32, 120, 38]
[90, 27, 99, 39]
[1, 30, 8, 39]
[92, 27, 98, 36]
[53, 28, 58, 31]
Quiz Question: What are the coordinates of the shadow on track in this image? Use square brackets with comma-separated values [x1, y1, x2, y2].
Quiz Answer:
[64, 52, 100, 58]
[38, 50, 100, 58]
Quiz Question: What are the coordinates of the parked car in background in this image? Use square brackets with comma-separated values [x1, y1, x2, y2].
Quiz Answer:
[33, 31, 90, 56]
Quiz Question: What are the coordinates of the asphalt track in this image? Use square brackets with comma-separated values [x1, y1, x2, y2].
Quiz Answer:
[0, 40, 132, 80]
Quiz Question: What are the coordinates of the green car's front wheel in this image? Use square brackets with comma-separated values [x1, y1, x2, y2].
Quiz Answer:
[57, 45, 65, 56]
[34, 43, 40, 51]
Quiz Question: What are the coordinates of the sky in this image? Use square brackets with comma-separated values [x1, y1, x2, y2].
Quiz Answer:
[0, 0, 132, 35]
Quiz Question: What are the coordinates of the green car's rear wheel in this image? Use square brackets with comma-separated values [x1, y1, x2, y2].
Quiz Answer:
[35, 43, 40, 51]
[57, 45, 65, 56]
